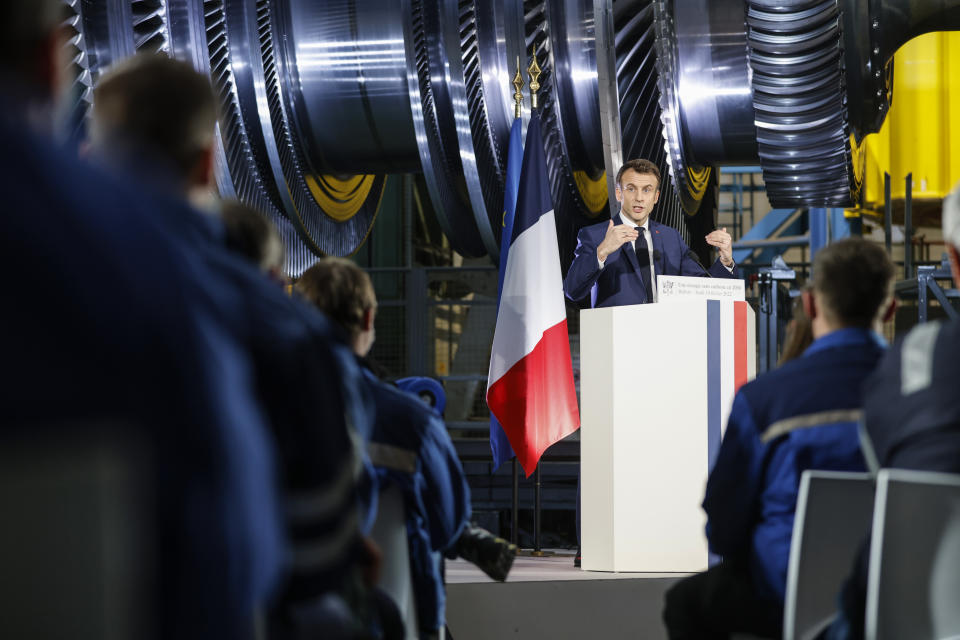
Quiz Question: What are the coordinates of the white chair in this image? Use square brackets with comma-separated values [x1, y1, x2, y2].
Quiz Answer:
[783, 471, 875, 640]
[865, 469, 960, 640]
[931, 501, 960, 639]
[371, 484, 446, 640]
[0, 426, 153, 640]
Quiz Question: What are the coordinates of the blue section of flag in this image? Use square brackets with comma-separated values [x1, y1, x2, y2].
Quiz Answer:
[489, 117, 525, 469]
[707, 299, 722, 567]
[497, 117, 524, 297]
[511, 113, 553, 239]
[707, 299, 722, 472]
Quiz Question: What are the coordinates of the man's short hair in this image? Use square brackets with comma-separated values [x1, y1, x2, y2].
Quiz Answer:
[616, 159, 661, 189]
[0, 0, 62, 80]
[943, 181, 960, 249]
[220, 200, 284, 273]
[90, 54, 217, 180]
[295, 258, 377, 340]
[812, 238, 894, 328]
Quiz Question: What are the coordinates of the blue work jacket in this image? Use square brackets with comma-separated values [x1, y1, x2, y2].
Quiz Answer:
[362, 370, 471, 635]
[703, 328, 886, 603]
[0, 108, 285, 638]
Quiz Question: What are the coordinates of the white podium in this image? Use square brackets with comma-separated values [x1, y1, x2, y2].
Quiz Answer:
[580, 298, 755, 572]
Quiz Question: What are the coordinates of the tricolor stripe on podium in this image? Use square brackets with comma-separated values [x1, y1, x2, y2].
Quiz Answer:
[486, 112, 580, 477]
[706, 299, 755, 471]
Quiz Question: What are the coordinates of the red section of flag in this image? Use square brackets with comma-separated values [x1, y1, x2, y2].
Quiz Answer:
[486, 320, 580, 477]
[734, 301, 748, 392]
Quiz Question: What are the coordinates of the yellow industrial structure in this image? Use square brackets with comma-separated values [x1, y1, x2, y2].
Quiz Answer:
[858, 31, 960, 223]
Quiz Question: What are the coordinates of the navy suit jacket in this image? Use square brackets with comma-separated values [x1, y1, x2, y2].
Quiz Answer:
[563, 216, 741, 308]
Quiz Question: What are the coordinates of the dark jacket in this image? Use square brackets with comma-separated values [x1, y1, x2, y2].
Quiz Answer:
[564, 215, 741, 307]
[0, 110, 286, 638]
[363, 370, 471, 634]
[704, 329, 886, 603]
[828, 320, 960, 640]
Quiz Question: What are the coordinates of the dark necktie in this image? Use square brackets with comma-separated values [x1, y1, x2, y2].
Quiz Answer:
[635, 230, 654, 303]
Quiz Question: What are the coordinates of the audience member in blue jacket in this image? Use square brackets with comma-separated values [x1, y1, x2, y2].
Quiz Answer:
[0, 5, 284, 637]
[87, 54, 383, 636]
[663, 239, 896, 639]
[825, 184, 960, 640]
[564, 159, 740, 308]
[296, 259, 473, 639]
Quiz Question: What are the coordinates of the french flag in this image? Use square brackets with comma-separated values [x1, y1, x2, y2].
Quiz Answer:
[486, 112, 580, 477]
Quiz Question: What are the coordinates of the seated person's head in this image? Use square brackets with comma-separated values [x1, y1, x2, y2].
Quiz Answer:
[88, 54, 217, 199]
[1, 0, 70, 110]
[220, 199, 285, 281]
[944, 181, 960, 284]
[805, 238, 895, 337]
[295, 258, 377, 357]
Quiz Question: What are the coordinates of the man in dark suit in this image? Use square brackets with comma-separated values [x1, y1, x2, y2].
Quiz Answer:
[565, 158, 742, 567]
[564, 159, 740, 307]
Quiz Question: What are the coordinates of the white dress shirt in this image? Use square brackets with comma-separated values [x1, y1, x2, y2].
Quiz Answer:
[598, 213, 658, 302]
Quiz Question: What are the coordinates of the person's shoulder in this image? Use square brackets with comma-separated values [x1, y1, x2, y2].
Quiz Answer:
[650, 219, 680, 235]
[901, 318, 960, 351]
[874, 319, 960, 386]
[582, 217, 614, 235]
[936, 320, 960, 363]
[737, 355, 811, 402]
[1, 126, 197, 305]
[366, 374, 448, 448]
[366, 373, 434, 421]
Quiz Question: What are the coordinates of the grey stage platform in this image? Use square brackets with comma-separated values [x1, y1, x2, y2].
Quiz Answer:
[445, 553, 685, 639]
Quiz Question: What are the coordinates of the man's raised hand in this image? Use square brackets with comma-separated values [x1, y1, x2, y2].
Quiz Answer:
[598, 219, 639, 263]
[705, 227, 734, 267]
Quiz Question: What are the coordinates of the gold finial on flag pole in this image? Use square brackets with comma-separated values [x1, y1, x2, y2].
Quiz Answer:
[527, 45, 542, 109]
[512, 56, 524, 119]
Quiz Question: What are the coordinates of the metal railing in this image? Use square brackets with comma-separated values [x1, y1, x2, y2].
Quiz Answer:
[367, 266, 498, 425]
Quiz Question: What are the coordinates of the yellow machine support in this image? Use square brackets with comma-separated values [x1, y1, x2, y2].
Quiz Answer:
[856, 31, 960, 225]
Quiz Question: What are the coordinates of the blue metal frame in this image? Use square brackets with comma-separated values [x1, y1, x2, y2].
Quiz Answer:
[731, 208, 804, 265]
[755, 260, 797, 374]
[808, 208, 829, 262]
[719, 166, 765, 240]
[895, 262, 960, 323]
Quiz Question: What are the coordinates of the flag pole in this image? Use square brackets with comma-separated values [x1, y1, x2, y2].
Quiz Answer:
[528, 46, 542, 111]
[511, 459, 519, 545]
[533, 464, 544, 554]
[512, 55, 524, 119]
[508, 56, 524, 548]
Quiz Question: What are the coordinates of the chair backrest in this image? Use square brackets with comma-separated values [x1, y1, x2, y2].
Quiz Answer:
[783, 471, 874, 640]
[370, 484, 419, 640]
[0, 425, 154, 640]
[931, 502, 960, 639]
[865, 469, 960, 640]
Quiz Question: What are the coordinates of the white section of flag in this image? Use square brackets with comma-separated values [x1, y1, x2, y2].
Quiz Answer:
[486, 208, 567, 388]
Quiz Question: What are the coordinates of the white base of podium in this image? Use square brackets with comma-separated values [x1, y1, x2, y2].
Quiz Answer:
[580, 299, 754, 572]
